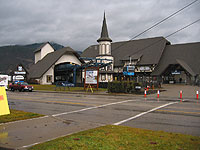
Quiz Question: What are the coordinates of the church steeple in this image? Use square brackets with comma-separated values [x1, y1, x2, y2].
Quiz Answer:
[97, 12, 112, 42]
[96, 12, 114, 82]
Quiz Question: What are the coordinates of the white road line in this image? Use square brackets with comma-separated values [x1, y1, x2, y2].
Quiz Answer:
[1, 98, 182, 125]
[1, 99, 139, 125]
[20, 132, 80, 149]
[0, 116, 49, 126]
[19, 128, 100, 149]
[21, 142, 39, 148]
[52, 99, 138, 117]
[113, 102, 178, 125]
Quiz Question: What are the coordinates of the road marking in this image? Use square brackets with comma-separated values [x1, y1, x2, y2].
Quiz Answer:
[113, 102, 178, 125]
[52, 99, 139, 117]
[160, 106, 200, 111]
[9, 97, 95, 106]
[20, 133, 72, 149]
[19, 128, 94, 149]
[20, 142, 39, 149]
[0, 116, 49, 126]
[1, 99, 139, 125]
[156, 109, 200, 115]
[144, 98, 184, 101]
[8, 92, 124, 101]
[8, 94, 130, 103]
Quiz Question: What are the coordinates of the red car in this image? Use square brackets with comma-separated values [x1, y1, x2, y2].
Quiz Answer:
[9, 82, 33, 92]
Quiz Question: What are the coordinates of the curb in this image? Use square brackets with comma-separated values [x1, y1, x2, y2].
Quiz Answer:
[33, 90, 142, 97]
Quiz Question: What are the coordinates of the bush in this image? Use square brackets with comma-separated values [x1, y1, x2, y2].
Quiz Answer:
[108, 81, 142, 93]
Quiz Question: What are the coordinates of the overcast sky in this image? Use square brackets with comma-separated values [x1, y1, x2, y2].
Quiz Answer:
[0, 0, 199, 51]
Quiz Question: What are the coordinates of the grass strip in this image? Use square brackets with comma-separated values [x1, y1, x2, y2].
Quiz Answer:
[0, 109, 44, 124]
[31, 84, 107, 92]
[29, 125, 200, 150]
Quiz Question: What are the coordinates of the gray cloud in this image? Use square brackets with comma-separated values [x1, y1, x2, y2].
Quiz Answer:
[0, 0, 199, 51]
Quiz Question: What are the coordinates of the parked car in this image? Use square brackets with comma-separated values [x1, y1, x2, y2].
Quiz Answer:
[9, 82, 33, 92]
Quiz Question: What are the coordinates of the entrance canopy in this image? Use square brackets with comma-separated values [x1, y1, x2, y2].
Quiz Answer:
[176, 59, 196, 76]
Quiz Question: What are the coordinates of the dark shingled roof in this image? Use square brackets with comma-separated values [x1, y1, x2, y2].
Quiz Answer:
[152, 42, 200, 76]
[97, 13, 112, 42]
[121, 53, 143, 61]
[29, 47, 83, 79]
[82, 37, 170, 66]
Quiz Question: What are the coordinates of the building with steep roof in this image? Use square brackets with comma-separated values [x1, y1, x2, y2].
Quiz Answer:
[28, 13, 200, 85]
[152, 42, 200, 84]
[29, 43, 83, 85]
[81, 13, 200, 85]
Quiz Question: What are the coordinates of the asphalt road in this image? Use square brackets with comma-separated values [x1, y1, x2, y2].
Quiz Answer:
[0, 90, 200, 149]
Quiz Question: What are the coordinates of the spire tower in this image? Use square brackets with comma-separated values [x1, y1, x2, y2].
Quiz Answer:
[96, 12, 114, 83]
[97, 12, 112, 42]
[97, 12, 112, 56]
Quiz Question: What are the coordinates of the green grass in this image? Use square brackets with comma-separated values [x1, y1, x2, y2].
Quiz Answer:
[29, 125, 200, 150]
[0, 109, 44, 123]
[31, 84, 107, 92]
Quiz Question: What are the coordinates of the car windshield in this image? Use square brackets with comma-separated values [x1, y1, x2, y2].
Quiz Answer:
[21, 82, 28, 85]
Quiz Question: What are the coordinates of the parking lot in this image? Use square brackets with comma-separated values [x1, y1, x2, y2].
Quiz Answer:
[0, 85, 200, 149]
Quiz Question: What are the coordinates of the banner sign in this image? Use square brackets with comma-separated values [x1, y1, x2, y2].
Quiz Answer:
[85, 70, 98, 84]
[0, 87, 10, 116]
[123, 72, 135, 76]
[84, 67, 99, 91]
[14, 71, 26, 75]
[140, 66, 150, 71]
[172, 70, 181, 75]
[0, 75, 8, 86]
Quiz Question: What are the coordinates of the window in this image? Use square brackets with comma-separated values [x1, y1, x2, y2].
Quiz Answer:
[100, 67, 106, 71]
[46, 75, 52, 83]
[101, 75, 106, 81]
[106, 44, 109, 54]
[107, 65, 112, 71]
[18, 66, 22, 71]
[103, 44, 106, 54]
[99, 44, 102, 55]
[108, 74, 111, 81]
[55, 76, 61, 80]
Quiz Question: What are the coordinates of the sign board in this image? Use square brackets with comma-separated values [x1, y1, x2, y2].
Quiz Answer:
[123, 72, 135, 76]
[13, 75, 24, 80]
[85, 70, 98, 84]
[84, 67, 99, 91]
[127, 66, 135, 71]
[14, 71, 26, 75]
[0, 87, 10, 116]
[172, 70, 181, 75]
[123, 65, 135, 76]
[0, 75, 8, 90]
[140, 66, 150, 71]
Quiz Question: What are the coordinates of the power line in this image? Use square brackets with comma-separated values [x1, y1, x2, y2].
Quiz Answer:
[112, 0, 199, 52]
[129, 0, 199, 40]
[127, 18, 200, 57]
[165, 18, 200, 39]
